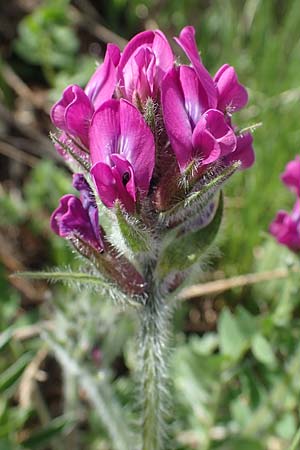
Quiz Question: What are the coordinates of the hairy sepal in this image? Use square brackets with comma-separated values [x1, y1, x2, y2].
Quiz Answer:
[158, 162, 239, 228]
[156, 192, 223, 279]
[50, 132, 91, 174]
[115, 202, 154, 255]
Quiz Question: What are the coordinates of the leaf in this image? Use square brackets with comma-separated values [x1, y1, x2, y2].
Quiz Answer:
[115, 202, 152, 253]
[21, 416, 72, 449]
[0, 353, 32, 393]
[14, 270, 110, 286]
[251, 334, 277, 368]
[0, 327, 14, 350]
[156, 192, 223, 278]
[218, 308, 250, 360]
[159, 162, 238, 227]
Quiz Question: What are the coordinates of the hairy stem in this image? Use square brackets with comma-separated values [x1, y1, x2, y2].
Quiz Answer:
[139, 280, 172, 450]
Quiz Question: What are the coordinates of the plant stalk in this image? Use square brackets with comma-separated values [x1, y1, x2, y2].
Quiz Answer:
[139, 276, 172, 450]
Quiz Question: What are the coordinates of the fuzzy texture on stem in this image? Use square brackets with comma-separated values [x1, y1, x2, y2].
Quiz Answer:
[139, 263, 173, 450]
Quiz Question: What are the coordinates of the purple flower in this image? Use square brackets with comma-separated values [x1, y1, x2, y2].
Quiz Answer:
[51, 85, 93, 147]
[51, 44, 120, 147]
[117, 29, 174, 104]
[85, 43, 121, 109]
[50, 174, 103, 251]
[89, 99, 155, 212]
[214, 64, 248, 113]
[281, 156, 300, 197]
[269, 200, 300, 252]
[162, 66, 236, 171]
[174, 26, 218, 109]
[224, 132, 255, 169]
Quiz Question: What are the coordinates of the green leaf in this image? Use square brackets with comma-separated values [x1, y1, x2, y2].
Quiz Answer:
[156, 192, 223, 278]
[21, 416, 71, 449]
[218, 308, 250, 360]
[0, 327, 14, 350]
[158, 162, 238, 227]
[115, 202, 152, 253]
[251, 334, 277, 368]
[0, 353, 32, 393]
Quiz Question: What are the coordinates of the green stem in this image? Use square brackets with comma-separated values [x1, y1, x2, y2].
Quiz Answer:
[139, 281, 172, 450]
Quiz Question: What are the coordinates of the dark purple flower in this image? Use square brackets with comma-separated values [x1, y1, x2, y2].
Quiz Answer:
[89, 99, 155, 212]
[50, 174, 103, 251]
[281, 155, 300, 197]
[269, 200, 300, 252]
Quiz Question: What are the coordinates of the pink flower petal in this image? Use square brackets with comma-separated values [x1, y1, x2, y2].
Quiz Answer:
[161, 67, 193, 171]
[85, 44, 121, 110]
[214, 64, 248, 112]
[174, 26, 217, 109]
[89, 99, 121, 164]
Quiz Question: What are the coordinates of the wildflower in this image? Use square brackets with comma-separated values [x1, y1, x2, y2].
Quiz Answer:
[281, 155, 300, 197]
[89, 98, 155, 212]
[51, 174, 104, 252]
[270, 200, 300, 252]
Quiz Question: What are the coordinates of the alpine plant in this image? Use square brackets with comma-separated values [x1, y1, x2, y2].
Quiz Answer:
[49, 26, 255, 450]
[270, 156, 300, 252]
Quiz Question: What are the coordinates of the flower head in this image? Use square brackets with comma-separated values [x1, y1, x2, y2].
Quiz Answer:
[270, 200, 300, 252]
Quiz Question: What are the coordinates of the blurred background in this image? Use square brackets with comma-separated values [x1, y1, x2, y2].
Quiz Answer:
[1, 0, 300, 449]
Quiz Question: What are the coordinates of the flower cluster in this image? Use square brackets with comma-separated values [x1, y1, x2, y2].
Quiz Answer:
[50, 26, 254, 292]
[270, 156, 300, 252]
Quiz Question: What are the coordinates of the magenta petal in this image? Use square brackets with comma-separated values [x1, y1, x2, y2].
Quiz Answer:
[174, 26, 217, 109]
[225, 132, 255, 169]
[214, 64, 248, 112]
[281, 156, 300, 196]
[91, 162, 118, 208]
[152, 30, 174, 79]
[192, 122, 221, 164]
[65, 86, 93, 145]
[50, 194, 102, 250]
[118, 99, 155, 195]
[161, 67, 193, 170]
[85, 44, 121, 109]
[111, 154, 136, 203]
[203, 109, 236, 156]
[270, 209, 300, 251]
[118, 30, 155, 73]
[50, 85, 75, 129]
[89, 99, 121, 165]
[91, 159, 136, 213]
[179, 65, 209, 126]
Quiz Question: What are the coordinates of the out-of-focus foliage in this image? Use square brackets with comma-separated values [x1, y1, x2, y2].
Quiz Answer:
[1, 0, 300, 449]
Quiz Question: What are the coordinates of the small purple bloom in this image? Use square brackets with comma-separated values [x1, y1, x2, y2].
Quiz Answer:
[51, 85, 93, 146]
[269, 200, 300, 252]
[50, 174, 103, 251]
[214, 64, 248, 113]
[281, 155, 300, 197]
[162, 66, 236, 170]
[89, 98, 155, 212]
[117, 29, 174, 104]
